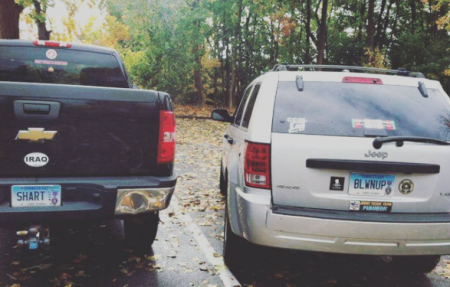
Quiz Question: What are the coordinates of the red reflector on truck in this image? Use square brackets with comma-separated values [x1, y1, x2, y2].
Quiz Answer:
[33, 40, 72, 48]
[157, 111, 176, 164]
[343, 77, 382, 84]
[244, 142, 271, 189]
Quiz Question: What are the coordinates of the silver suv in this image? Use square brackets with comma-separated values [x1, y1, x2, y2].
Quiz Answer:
[212, 65, 450, 274]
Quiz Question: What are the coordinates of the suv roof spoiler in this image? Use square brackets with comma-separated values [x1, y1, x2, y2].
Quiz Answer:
[272, 64, 426, 79]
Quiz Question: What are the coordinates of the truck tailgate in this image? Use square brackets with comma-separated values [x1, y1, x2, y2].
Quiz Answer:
[0, 82, 162, 177]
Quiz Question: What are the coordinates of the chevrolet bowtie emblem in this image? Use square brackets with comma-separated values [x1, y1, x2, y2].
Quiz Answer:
[15, 128, 57, 143]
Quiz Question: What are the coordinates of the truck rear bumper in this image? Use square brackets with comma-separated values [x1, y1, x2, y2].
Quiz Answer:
[233, 186, 450, 256]
[0, 175, 177, 227]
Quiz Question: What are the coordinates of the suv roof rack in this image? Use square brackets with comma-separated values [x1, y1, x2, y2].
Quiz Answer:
[272, 64, 426, 79]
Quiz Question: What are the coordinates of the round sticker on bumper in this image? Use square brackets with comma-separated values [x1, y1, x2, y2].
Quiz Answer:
[46, 49, 57, 60]
[24, 152, 49, 167]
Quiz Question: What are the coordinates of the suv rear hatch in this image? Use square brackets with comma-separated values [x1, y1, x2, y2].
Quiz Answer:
[271, 77, 450, 213]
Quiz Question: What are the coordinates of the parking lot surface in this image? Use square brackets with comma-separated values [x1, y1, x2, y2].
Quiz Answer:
[0, 118, 449, 287]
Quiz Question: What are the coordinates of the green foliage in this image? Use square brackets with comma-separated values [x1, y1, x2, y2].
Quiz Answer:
[95, 0, 450, 104]
[104, 0, 211, 103]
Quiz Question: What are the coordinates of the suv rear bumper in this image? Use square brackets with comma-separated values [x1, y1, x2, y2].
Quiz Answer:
[0, 175, 177, 227]
[232, 186, 450, 256]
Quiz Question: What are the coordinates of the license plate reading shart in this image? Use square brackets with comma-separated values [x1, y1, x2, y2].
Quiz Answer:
[349, 172, 395, 196]
[11, 185, 61, 207]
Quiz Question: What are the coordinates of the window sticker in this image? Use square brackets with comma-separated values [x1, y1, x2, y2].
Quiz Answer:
[287, 117, 307, 133]
[352, 119, 396, 130]
[34, 59, 68, 66]
[46, 49, 57, 59]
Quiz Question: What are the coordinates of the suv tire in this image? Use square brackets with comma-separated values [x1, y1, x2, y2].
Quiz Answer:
[391, 255, 441, 274]
[223, 200, 255, 267]
[219, 162, 227, 195]
[124, 212, 159, 255]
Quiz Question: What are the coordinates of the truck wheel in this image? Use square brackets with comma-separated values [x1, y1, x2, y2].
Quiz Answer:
[391, 255, 441, 274]
[223, 202, 253, 267]
[124, 212, 159, 255]
[219, 163, 227, 195]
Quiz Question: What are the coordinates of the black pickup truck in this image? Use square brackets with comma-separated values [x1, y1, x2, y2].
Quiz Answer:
[0, 40, 177, 253]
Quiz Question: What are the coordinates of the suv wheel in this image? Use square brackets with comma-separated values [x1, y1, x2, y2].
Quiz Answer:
[219, 162, 227, 195]
[391, 255, 441, 274]
[223, 200, 254, 267]
[124, 212, 159, 255]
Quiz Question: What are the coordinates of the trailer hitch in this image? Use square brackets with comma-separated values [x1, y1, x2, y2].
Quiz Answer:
[16, 225, 50, 250]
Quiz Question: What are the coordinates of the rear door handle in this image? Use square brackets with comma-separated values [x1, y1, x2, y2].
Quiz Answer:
[224, 134, 235, 145]
[14, 100, 60, 120]
[24, 103, 50, 114]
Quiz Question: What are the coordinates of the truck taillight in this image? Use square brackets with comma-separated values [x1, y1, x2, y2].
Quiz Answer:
[244, 142, 271, 189]
[157, 111, 176, 164]
[33, 40, 72, 48]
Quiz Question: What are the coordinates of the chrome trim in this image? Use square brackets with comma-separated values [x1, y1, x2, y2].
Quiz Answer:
[276, 235, 336, 244]
[406, 242, 450, 247]
[344, 241, 399, 247]
[115, 187, 174, 215]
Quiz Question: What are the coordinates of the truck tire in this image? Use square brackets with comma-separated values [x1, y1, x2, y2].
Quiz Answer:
[391, 255, 441, 274]
[223, 201, 253, 267]
[124, 212, 159, 254]
[219, 162, 227, 195]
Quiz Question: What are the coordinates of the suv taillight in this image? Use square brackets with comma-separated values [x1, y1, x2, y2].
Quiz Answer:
[157, 111, 176, 164]
[343, 76, 383, 84]
[244, 142, 271, 189]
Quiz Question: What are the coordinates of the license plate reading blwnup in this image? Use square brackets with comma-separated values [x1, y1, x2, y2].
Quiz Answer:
[348, 173, 395, 196]
[11, 185, 61, 207]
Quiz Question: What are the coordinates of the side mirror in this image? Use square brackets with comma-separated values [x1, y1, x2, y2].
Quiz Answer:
[211, 109, 233, 123]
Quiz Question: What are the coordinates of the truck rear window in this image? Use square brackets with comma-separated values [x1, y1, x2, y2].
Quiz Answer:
[0, 46, 129, 88]
[272, 81, 450, 140]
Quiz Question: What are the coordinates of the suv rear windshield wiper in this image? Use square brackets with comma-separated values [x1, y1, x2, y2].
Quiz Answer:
[373, 136, 450, 149]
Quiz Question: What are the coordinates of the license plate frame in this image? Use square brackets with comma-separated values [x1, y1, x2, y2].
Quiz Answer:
[348, 172, 395, 196]
[11, 185, 62, 207]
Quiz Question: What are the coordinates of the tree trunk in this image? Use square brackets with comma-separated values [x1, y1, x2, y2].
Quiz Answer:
[386, 0, 400, 54]
[429, 0, 439, 37]
[33, 0, 51, 40]
[194, 54, 204, 106]
[375, 0, 387, 48]
[410, 0, 416, 33]
[367, 0, 375, 50]
[379, 0, 394, 50]
[357, 1, 366, 42]
[0, 0, 24, 39]
[228, 0, 243, 109]
[223, 8, 230, 107]
[305, 0, 312, 63]
[316, 0, 328, 65]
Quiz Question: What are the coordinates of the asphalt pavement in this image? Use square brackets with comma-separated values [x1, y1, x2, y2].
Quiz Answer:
[0, 118, 449, 287]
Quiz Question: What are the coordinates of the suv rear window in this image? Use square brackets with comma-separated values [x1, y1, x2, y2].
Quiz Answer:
[0, 46, 129, 88]
[272, 81, 450, 140]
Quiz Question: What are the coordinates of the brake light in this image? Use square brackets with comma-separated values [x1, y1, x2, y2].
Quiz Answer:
[244, 142, 271, 189]
[157, 111, 176, 164]
[343, 77, 382, 84]
[33, 40, 72, 48]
